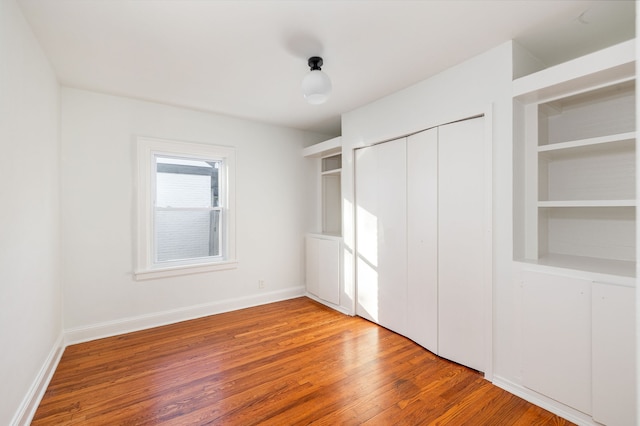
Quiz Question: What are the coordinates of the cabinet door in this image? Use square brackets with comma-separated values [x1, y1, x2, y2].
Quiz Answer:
[318, 237, 340, 305]
[406, 128, 438, 352]
[592, 282, 636, 426]
[305, 236, 320, 298]
[355, 138, 408, 335]
[437, 117, 486, 371]
[522, 271, 591, 415]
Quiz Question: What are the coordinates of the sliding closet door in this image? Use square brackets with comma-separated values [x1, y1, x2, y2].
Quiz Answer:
[354, 144, 379, 324]
[406, 128, 438, 352]
[355, 138, 408, 335]
[437, 117, 486, 371]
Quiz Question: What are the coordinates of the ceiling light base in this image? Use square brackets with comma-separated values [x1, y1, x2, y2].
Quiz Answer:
[308, 56, 323, 70]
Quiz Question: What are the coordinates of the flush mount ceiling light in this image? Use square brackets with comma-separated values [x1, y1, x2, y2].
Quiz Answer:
[301, 56, 332, 105]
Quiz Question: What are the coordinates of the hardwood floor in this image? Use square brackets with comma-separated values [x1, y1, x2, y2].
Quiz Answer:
[33, 297, 573, 425]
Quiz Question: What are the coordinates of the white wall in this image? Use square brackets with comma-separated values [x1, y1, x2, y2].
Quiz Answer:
[340, 42, 518, 380]
[0, 1, 62, 424]
[60, 88, 326, 338]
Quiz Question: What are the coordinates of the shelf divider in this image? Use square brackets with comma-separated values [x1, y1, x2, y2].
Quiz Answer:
[538, 132, 635, 153]
[518, 253, 636, 279]
[538, 200, 636, 208]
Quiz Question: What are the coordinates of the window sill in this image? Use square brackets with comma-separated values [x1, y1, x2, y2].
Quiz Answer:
[134, 260, 238, 281]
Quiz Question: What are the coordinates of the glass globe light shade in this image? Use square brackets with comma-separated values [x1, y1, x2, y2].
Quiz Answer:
[301, 69, 332, 105]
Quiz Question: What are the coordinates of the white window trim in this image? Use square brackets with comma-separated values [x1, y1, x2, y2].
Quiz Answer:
[135, 136, 237, 280]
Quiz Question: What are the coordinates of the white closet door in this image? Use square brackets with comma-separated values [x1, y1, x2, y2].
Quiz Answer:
[406, 128, 438, 352]
[355, 138, 408, 335]
[437, 117, 486, 371]
[355, 144, 379, 323]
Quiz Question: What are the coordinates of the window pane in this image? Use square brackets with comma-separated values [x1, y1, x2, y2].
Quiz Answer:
[155, 156, 219, 208]
[155, 209, 221, 262]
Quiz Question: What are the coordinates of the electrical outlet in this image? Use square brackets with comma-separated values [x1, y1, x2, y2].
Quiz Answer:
[258, 280, 265, 289]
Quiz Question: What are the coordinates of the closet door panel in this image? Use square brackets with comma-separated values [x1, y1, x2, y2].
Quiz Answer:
[355, 139, 408, 335]
[437, 117, 486, 371]
[407, 128, 438, 352]
[375, 139, 408, 335]
[355, 145, 380, 323]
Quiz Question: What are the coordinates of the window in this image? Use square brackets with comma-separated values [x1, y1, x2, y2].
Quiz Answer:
[155, 156, 221, 262]
[135, 137, 236, 280]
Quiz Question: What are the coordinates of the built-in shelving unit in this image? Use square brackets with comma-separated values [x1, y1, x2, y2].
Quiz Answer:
[514, 40, 637, 426]
[320, 153, 341, 235]
[303, 137, 342, 236]
[514, 39, 636, 278]
[303, 137, 343, 309]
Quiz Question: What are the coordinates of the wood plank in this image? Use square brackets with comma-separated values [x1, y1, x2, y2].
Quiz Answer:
[33, 298, 574, 425]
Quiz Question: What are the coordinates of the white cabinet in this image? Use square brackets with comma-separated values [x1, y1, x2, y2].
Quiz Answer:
[521, 270, 636, 424]
[522, 271, 592, 415]
[355, 116, 489, 372]
[592, 282, 636, 426]
[305, 234, 340, 305]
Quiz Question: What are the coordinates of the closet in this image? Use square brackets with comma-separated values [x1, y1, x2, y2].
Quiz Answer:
[355, 116, 488, 372]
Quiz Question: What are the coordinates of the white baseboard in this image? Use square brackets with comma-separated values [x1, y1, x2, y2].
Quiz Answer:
[11, 333, 65, 426]
[65, 286, 306, 345]
[492, 376, 596, 426]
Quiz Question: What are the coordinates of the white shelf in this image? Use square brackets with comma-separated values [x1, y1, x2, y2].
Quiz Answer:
[321, 168, 341, 176]
[518, 253, 636, 280]
[307, 232, 342, 240]
[513, 39, 635, 103]
[302, 136, 341, 158]
[538, 200, 636, 208]
[538, 132, 635, 153]
[538, 134, 635, 202]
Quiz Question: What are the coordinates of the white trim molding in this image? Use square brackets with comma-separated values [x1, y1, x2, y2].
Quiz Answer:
[135, 260, 239, 281]
[135, 136, 237, 280]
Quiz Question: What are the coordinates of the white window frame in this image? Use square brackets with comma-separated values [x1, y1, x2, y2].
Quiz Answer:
[135, 137, 237, 280]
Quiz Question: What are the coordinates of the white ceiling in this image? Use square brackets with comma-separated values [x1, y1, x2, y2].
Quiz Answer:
[17, 0, 635, 136]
